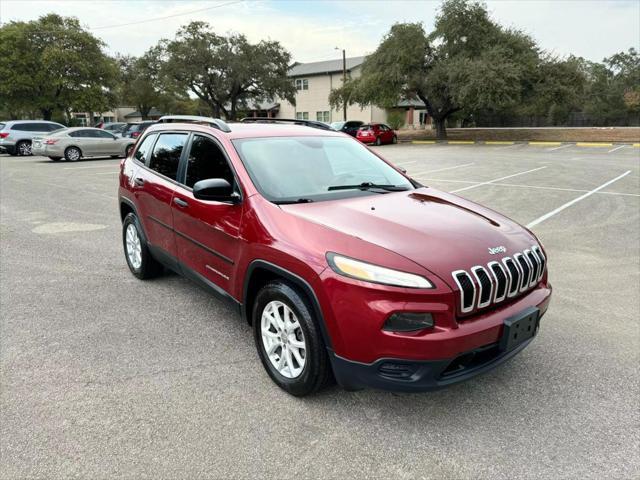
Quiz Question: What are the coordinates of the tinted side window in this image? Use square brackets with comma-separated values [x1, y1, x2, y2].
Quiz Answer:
[134, 134, 157, 164]
[185, 135, 234, 188]
[11, 123, 33, 131]
[45, 123, 63, 131]
[148, 133, 187, 180]
[69, 130, 89, 138]
[95, 130, 115, 139]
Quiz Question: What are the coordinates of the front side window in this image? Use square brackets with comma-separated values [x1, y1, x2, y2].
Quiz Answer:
[295, 112, 309, 120]
[95, 130, 115, 139]
[148, 133, 187, 180]
[134, 133, 157, 164]
[233, 136, 413, 203]
[316, 111, 330, 123]
[185, 135, 234, 188]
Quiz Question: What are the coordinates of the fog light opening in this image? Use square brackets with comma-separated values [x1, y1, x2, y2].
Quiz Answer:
[382, 312, 434, 332]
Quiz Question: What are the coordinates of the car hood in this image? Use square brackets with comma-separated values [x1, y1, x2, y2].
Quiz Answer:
[280, 188, 538, 286]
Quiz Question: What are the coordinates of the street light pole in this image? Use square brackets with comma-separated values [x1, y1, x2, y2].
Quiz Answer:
[341, 48, 347, 121]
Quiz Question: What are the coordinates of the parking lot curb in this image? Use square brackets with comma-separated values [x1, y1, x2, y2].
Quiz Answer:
[405, 140, 640, 147]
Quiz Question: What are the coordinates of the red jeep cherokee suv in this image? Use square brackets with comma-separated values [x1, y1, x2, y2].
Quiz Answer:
[119, 115, 552, 396]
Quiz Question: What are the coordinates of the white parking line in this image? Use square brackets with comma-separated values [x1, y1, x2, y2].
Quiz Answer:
[526, 170, 632, 228]
[412, 162, 475, 175]
[608, 145, 627, 154]
[450, 167, 547, 193]
[548, 144, 573, 152]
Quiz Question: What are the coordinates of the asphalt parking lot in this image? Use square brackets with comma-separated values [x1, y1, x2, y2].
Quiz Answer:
[1, 143, 639, 479]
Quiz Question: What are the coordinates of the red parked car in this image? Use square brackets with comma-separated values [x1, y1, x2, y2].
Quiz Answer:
[119, 115, 551, 396]
[356, 123, 398, 145]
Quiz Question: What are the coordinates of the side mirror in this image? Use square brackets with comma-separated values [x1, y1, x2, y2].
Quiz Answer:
[193, 178, 240, 203]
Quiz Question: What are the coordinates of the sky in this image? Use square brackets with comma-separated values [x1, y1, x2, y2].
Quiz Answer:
[1, 0, 639, 63]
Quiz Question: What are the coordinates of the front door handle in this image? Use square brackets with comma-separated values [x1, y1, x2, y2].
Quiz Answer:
[173, 197, 188, 208]
[134, 177, 145, 186]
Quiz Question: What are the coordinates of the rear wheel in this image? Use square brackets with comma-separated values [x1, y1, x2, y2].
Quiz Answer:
[253, 281, 330, 396]
[392, 135, 398, 144]
[122, 212, 163, 279]
[16, 140, 31, 156]
[64, 146, 81, 162]
[375, 136, 382, 146]
[49, 156, 62, 161]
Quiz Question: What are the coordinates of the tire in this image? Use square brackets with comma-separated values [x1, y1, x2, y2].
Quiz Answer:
[49, 156, 62, 161]
[374, 136, 382, 146]
[392, 135, 398, 144]
[110, 155, 119, 159]
[16, 140, 31, 156]
[253, 280, 331, 396]
[122, 212, 163, 280]
[64, 146, 82, 162]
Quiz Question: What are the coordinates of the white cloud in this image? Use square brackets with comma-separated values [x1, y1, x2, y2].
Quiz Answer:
[1, 0, 638, 62]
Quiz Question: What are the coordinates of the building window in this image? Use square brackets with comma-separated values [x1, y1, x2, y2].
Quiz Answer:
[295, 78, 309, 91]
[295, 112, 309, 120]
[316, 111, 330, 123]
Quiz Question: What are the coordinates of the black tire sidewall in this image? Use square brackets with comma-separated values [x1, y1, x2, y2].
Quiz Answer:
[253, 281, 328, 396]
[375, 137, 382, 146]
[122, 213, 160, 279]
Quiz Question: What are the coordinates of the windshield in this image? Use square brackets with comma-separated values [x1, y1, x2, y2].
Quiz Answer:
[232, 136, 413, 203]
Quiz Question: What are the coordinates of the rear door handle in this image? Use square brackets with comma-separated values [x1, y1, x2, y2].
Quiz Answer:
[173, 197, 188, 208]
[134, 177, 145, 186]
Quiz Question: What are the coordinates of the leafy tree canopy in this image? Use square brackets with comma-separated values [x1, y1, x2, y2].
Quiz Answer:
[160, 22, 296, 120]
[0, 14, 118, 121]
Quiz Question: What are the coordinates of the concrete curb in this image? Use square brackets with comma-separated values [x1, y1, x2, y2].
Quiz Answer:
[403, 140, 640, 147]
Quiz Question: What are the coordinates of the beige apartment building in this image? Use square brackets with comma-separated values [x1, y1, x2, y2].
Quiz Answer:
[274, 56, 429, 128]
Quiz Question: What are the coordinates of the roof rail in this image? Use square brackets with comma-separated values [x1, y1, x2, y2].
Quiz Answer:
[157, 115, 231, 133]
[240, 117, 333, 131]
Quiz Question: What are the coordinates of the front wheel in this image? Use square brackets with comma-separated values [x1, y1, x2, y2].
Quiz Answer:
[253, 281, 331, 396]
[122, 212, 163, 279]
[392, 135, 398, 144]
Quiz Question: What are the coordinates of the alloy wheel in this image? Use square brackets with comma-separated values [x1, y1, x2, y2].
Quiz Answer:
[18, 142, 31, 156]
[125, 223, 142, 269]
[66, 148, 80, 161]
[260, 300, 307, 378]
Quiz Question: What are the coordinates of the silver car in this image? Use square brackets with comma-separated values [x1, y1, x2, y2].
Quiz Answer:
[0, 120, 65, 156]
[31, 127, 136, 161]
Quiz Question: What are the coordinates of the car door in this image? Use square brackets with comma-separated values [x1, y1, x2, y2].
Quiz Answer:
[171, 134, 243, 293]
[94, 129, 118, 155]
[68, 129, 93, 155]
[133, 132, 187, 260]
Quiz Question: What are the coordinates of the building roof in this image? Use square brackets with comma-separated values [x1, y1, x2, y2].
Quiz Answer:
[288, 56, 366, 77]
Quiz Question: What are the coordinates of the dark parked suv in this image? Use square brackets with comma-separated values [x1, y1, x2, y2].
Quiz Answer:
[119, 115, 551, 396]
[121, 121, 155, 139]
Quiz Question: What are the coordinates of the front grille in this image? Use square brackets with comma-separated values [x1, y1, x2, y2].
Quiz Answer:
[451, 245, 546, 316]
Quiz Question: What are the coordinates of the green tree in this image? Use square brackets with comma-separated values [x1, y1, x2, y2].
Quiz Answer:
[118, 47, 167, 120]
[0, 14, 118, 121]
[160, 21, 296, 120]
[330, 0, 539, 138]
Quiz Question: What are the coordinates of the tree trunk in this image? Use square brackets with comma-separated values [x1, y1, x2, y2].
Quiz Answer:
[140, 105, 152, 120]
[434, 117, 447, 140]
[229, 100, 237, 121]
[41, 108, 53, 121]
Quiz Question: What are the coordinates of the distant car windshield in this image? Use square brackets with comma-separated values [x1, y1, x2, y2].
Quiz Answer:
[330, 122, 345, 130]
[232, 136, 413, 203]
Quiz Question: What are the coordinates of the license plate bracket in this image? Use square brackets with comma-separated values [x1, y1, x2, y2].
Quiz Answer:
[499, 306, 540, 352]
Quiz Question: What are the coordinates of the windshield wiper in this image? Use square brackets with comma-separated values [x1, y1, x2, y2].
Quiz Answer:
[327, 182, 410, 192]
[273, 198, 314, 205]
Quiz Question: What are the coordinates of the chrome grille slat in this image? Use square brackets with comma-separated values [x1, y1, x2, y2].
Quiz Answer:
[453, 245, 546, 315]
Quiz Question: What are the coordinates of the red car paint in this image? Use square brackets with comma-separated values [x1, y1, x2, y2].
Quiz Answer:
[119, 122, 551, 392]
[356, 123, 396, 145]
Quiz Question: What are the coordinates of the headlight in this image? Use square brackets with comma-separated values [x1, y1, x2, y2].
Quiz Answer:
[326, 253, 433, 289]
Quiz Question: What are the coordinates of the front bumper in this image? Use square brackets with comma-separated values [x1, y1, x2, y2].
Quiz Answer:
[329, 319, 540, 392]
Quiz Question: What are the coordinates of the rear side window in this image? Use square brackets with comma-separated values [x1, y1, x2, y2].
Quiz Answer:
[134, 134, 157, 164]
[11, 123, 33, 131]
[69, 130, 88, 138]
[148, 133, 187, 180]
